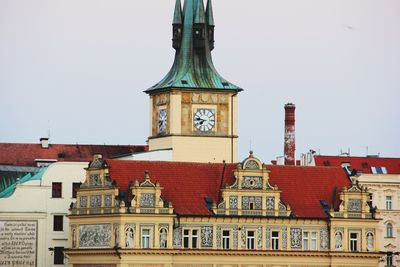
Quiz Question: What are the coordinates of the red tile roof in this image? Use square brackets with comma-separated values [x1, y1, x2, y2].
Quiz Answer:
[314, 155, 400, 174]
[106, 160, 350, 218]
[0, 143, 148, 167]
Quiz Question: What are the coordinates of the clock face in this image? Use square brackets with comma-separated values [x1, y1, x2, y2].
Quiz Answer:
[158, 109, 167, 133]
[194, 109, 215, 132]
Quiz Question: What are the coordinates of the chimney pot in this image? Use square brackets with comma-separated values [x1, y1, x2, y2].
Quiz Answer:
[40, 137, 49, 149]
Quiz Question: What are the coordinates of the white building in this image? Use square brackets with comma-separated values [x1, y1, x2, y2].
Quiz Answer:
[0, 162, 87, 267]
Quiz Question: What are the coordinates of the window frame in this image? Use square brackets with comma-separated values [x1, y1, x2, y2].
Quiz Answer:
[182, 228, 199, 249]
[72, 182, 81, 198]
[349, 232, 358, 252]
[141, 228, 151, 249]
[53, 215, 63, 232]
[387, 223, 394, 238]
[52, 182, 62, 198]
[386, 196, 393, 210]
[53, 246, 64, 265]
[247, 230, 255, 250]
[271, 231, 279, 250]
[222, 230, 231, 249]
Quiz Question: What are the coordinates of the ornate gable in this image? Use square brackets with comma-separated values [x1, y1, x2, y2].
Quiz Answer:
[130, 171, 174, 215]
[331, 180, 374, 219]
[214, 152, 291, 217]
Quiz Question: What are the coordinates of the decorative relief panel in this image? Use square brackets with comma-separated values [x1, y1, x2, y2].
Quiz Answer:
[266, 227, 271, 248]
[229, 196, 238, 209]
[90, 195, 101, 208]
[80, 196, 87, 208]
[233, 225, 239, 249]
[282, 226, 287, 249]
[320, 229, 329, 250]
[257, 226, 263, 249]
[173, 227, 182, 248]
[244, 160, 260, 170]
[201, 226, 213, 247]
[216, 225, 222, 249]
[72, 225, 77, 248]
[348, 199, 362, 212]
[79, 224, 112, 248]
[114, 224, 120, 247]
[89, 174, 101, 186]
[290, 228, 302, 249]
[242, 196, 262, 210]
[104, 194, 112, 207]
[242, 176, 263, 189]
[140, 193, 155, 208]
[241, 226, 246, 249]
[266, 197, 275, 210]
[124, 224, 135, 248]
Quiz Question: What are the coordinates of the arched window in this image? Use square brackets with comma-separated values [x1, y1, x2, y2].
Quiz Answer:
[386, 223, 393, 238]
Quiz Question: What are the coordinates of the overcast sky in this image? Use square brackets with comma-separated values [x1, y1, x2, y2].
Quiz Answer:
[0, 0, 399, 163]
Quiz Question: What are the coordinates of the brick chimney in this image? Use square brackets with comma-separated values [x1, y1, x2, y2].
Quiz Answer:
[284, 103, 296, 165]
[40, 137, 49, 149]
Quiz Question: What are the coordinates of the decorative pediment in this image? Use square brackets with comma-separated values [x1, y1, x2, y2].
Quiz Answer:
[214, 153, 291, 217]
[332, 180, 372, 219]
[130, 171, 173, 215]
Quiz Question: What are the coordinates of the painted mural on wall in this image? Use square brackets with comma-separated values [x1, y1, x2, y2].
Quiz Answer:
[0, 220, 37, 267]
[79, 224, 112, 248]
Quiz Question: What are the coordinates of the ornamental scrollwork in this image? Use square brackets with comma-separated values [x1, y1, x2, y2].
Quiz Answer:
[320, 229, 329, 250]
[173, 227, 182, 248]
[90, 195, 101, 208]
[242, 176, 263, 189]
[229, 196, 238, 209]
[201, 226, 213, 247]
[266, 197, 275, 210]
[290, 228, 302, 249]
[140, 193, 155, 208]
[79, 224, 112, 248]
[348, 199, 362, 212]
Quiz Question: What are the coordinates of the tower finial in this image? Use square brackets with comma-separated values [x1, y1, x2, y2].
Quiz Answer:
[205, 0, 215, 26]
[194, 0, 206, 24]
[173, 0, 183, 25]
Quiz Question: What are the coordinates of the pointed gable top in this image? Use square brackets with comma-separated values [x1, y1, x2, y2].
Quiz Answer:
[194, 0, 206, 24]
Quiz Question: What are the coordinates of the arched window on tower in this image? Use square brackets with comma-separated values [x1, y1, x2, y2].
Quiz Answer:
[386, 223, 393, 238]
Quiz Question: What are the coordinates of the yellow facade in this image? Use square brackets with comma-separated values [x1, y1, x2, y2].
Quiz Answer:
[148, 90, 238, 163]
[67, 155, 383, 267]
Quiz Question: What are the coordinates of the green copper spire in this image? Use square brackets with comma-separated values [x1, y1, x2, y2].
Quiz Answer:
[205, 0, 214, 26]
[173, 0, 183, 25]
[146, 0, 242, 93]
[194, 0, 206, 24]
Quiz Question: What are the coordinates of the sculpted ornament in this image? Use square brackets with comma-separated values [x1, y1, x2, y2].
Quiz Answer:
[320, 229, 329, 250]
[335, 231, 343, 250]
[79, 224, 112, 248]
[201, 226, 213, 247]
[160, 228, 168, 248]
[173, 227, 182, 248]
[125, 225, 135, 248]
[367, 233, 374, 251]
[290, 228, 302, 249]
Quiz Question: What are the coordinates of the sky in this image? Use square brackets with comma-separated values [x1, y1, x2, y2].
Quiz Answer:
[0, 0, 399, 163]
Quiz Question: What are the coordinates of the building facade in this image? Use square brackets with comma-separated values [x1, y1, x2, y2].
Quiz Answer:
[304, 154, 400, 266]
[0, 162, 87, 267]
[67, 154, 382, 266]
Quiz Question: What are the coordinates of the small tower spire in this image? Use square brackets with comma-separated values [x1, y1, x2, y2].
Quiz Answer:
[205, 0, 215, 26]
[194, 0, 206, 24]
[205, 0, 215, 50]
[173, 0, 183, 24]
[172, 0, 183, 50]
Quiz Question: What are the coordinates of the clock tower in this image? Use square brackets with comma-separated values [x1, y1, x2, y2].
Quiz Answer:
[145, 0, 242, 163]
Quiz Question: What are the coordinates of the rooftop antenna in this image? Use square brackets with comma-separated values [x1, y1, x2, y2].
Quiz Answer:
[47, 119, 51, 140]
[249, 139, 252, 152]
[366, 146, 369, 156]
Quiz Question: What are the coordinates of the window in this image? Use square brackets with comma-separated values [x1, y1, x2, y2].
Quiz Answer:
[387, 223, 393, 238]
[386, 196, 393, 210]
[371, 166, 387, 174]
[303, 231, 317, 250]
[141, 229, 151, 248]
[183, 229, 198, 249]
[192, 230, 198, 249]
[52, 182, 62, 198]
[72, 182, 81, 198]
[222, 230, 230, 249]
[271, 231, 279, 250]
[311, 232, 317, 250]
[249, 202, 254, 210]
[247, 230, 255, 249]
[387, 253, 393, 266]
[53, 247, 64, 265]
[53, 215, 63, 231]
[303, 232, 309, 250]
[350, 233, 358, 252]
